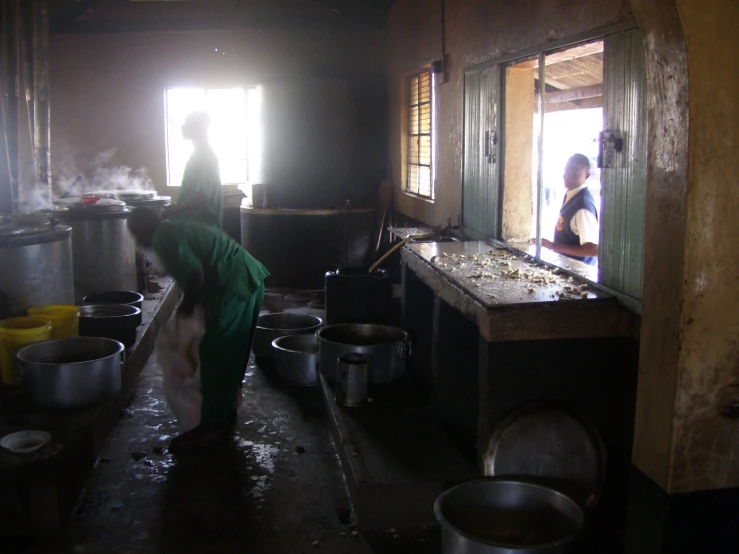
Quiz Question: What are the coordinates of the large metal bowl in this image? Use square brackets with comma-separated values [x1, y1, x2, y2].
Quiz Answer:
[317, 323, 410, 384]
[83, 290, 144, 326]
[272, 334, 320, 386]
[78, 303, 141, 348]
[17, 337, 124, 409]
[434, 478, 584, 554]
[253, 312, 322, 359]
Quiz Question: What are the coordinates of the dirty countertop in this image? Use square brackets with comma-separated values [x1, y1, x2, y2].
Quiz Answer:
[404, 241, 607, 308]
[402, 241, 636, 342]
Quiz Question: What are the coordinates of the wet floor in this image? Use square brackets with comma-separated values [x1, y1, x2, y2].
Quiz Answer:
[10, 352, 378, 554]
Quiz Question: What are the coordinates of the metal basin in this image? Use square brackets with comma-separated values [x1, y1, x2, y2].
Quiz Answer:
[317, 323, 410, 384]
[78, 304, 142, 348]
[435, 479, 584, 554]
[272, 334, 320, 386]
[253, 312, 323, 359]
[17, 337, 124, 409]
[83, 290, 144, 326]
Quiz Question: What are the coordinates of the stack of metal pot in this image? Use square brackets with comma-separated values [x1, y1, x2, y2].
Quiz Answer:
[0, 213, 74, 317]
[53, 197, 137, 303]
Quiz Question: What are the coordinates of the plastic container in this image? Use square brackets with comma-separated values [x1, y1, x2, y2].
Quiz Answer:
[0, 317, 52, 386]
[27, 305, 79, 339]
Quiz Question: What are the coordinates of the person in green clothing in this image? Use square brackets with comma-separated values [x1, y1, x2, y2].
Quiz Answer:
[163, 110, 224, 227]
[127, 207, 269, 450]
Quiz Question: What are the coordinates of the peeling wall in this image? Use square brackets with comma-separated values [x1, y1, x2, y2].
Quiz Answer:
[49, 29, 383, 195]
[669, 0, 739, 493]
[386, 0, 632, 227]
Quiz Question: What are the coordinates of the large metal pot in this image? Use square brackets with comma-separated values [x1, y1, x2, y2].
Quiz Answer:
[317, 323, 410, 384]
[0, 225, 74, 318]
[17, 337, 124, 409]
[55, 207, 137, 303]
[271, 334, 320, 386]
[79, 304, 141, 349]
[83, 290, 144, 326]
[253, 312, 323, 359]
[434, 479, 584, 554]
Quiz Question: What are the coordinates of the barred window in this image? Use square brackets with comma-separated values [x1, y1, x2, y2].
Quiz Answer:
[407, 71, 434, 199]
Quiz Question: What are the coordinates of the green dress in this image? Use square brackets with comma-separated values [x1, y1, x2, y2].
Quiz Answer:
[152, 220, 269, 424]
[177, 144, 224, 227]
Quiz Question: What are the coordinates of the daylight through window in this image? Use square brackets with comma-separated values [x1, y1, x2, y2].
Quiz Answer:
[165, 87, 248, 187]
[406, 71, 434, 199]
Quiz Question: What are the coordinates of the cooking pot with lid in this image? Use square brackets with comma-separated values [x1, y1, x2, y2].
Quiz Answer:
[54, 198, 137, 302]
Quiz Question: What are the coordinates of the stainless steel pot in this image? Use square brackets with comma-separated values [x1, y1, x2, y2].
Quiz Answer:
[83, 290, 144, 326]
[253, 312, 323, 359]
[56, 208, 137, 303]
[434, 479, 584, 554]
[79, 304, 142, 349]
[317, 323, 410, 384]
[271, 334, 320, 386]
[17, 337, 124, 409]
[0, 225, 74, 318]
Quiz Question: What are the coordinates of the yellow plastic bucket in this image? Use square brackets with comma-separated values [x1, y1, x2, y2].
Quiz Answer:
[28, 305, 80, 339]
[0, 317, 52, 386]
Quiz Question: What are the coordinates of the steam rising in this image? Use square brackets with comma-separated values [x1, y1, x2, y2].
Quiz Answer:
[17, 148, 154, 214]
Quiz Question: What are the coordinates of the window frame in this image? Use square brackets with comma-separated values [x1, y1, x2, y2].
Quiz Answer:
[163, 86, 250, 188]
[403, 68, 436, 201]
[463, 20, 644, 314]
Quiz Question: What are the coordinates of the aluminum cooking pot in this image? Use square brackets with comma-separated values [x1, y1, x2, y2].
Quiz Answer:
[271, 334, 320, 386]
[17, 337, 124, 409]
[434, 478, 584, 554]
[317, 323, 410, 384]
[79, 304, 141, 349]
[253, 312, 323, 359]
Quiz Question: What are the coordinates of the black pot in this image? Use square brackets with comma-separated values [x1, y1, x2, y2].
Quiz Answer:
[78, 304, 141, 349]
[324, 267, 392, 325]
[83, 290, 144, 326]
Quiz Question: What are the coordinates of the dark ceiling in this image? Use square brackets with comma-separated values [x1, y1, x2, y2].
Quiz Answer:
[48, 0, 397, 33]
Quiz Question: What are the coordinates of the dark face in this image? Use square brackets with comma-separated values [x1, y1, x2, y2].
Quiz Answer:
[563, 159, 590, 190]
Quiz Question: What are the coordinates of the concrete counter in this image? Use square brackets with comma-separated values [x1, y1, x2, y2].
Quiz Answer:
[401, 241, 637, 342]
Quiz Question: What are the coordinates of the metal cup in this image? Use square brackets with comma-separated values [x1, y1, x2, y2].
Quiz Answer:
[335, 353, 368, 407]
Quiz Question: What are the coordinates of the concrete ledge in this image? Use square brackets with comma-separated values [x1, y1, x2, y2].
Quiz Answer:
[0, 278, 179, 535]
[319, 373, 476, 530]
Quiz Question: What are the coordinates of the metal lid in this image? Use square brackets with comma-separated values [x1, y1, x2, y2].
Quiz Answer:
[483, 403, 606, 510]
[87, 189, 159, 202]
[54, 196, 127, 212]
[0, 213, 54, 238]
[0, 224, 72, 248]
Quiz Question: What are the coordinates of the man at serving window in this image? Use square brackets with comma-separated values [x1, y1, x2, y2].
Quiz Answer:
[540, 153, 599, 266]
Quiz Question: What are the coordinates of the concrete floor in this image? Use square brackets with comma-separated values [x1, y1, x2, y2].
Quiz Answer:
[5, 349, 437, 554]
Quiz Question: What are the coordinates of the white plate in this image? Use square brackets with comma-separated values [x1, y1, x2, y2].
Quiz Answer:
[0, 430, 51, 454]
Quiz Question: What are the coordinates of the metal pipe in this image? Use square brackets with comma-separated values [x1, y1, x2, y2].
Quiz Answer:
[535, 52, 546, 258]
[32, 0, 50, 193]
[0, 0, 21, 213]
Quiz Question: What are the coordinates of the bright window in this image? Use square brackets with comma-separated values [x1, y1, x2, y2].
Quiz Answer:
[406, 71, 435, 199]
[164, 87, 248, 187]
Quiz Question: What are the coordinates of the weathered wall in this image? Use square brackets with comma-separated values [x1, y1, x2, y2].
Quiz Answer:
[386, 0, 632, 228]
[668, 0, 739, 493]
[49, 29, 383, 195]
[501, 67, 535, 242]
